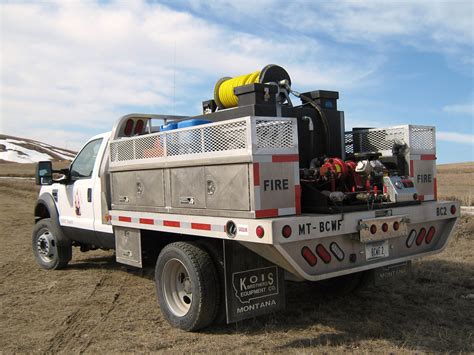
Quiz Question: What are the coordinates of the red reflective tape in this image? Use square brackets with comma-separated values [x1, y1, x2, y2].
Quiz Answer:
[139, 218, 154, 225]
[418, 195, 425, 201]
[191, 223, 211, 231]
[253, 163, 260, 186]
[118, 216, 131, 222]
[272, 154, 299, 163]
[255, 209, 279, 218]
[295, 185, 301, 214]
[434, 177, 438, 200]
[421, 154, 436, 160]
[409, 160, 414, 177]
[164, 220, 180, 228]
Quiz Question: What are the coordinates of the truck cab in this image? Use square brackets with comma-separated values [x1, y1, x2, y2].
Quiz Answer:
[35, 132, 113, 254]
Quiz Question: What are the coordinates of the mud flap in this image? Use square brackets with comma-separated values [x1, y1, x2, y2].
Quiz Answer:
[370, 261, 412, 285]
[223, 241, 285, 323]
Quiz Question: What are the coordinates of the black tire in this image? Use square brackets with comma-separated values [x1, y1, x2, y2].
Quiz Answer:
[196, 240, 226, 325]
[313, 271, 369, 296]
[155, 242, 219, 331]
[32, 218, 72, 270]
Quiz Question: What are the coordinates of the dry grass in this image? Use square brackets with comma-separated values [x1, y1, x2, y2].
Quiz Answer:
[0, 161, 70, 178]
[0, 173, 473, 353]
[437, 162, 474, 206]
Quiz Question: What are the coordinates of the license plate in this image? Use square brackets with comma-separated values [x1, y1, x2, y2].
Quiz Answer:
[365, 240, 389, 261]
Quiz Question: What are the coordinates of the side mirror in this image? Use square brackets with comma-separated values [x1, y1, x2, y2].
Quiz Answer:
[35, 161, 53, 185]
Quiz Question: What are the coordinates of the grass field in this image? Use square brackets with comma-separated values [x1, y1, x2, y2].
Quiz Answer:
[0, 162, 472, 352]
[437, 162, 474, 206]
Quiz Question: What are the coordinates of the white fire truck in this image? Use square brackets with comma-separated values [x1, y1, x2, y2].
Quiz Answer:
[33, 65, 459, 331]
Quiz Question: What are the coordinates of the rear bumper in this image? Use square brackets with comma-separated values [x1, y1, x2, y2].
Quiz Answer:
[242, 200, 460, 281]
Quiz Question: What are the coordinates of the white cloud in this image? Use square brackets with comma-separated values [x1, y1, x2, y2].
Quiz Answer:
[185, 0, 473, 59]
[442, 103, 474, 115]
[0, 0, 382, 149]
[437, 131, 474, 145]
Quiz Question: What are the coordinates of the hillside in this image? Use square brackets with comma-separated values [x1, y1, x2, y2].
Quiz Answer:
[0, 134, 76, 164]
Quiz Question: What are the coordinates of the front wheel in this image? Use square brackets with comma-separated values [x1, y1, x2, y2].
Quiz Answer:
[32, 218, 72, 270]
[155, 242, 219, 331]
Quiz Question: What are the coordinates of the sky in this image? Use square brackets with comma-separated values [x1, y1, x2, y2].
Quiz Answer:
[0, 0, 473, 163]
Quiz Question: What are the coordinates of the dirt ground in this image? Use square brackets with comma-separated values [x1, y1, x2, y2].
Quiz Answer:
[0, 166, 473, 353]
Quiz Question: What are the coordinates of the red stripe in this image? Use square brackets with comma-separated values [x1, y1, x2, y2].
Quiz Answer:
[139, 218, 154, 225]
[255, 209, 279, 218]
[434, 177, 437, 200]
[272, 154, 299, 163]
[118, 216, 131, 222]
[421, 154, 436, 160]
[253, 163, 260, 186]
[191, 223, 211, 231]
[409, 160, 414, 177]
[164, 220, 180, 228]
[418, 195, 425, 201]
[295, 185, 301, 215]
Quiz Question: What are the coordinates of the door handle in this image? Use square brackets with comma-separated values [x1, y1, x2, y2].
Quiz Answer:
[87, 188, 92, 202]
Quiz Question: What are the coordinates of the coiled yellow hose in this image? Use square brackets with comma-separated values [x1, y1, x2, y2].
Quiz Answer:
[215, 70, 260, 109]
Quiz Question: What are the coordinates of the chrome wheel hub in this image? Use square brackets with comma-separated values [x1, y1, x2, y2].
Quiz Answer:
[37, 230, 55, 263]
[162, 258, 193, 317]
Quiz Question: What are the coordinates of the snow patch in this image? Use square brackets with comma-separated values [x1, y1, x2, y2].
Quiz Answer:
[0, 136, 76, 163]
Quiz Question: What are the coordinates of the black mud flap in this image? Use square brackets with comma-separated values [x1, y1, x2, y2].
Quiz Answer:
[223, 241, 286, 323]
[371, 261, 412, 285]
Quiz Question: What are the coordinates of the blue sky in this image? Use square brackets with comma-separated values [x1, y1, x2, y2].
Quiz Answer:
[1, 0, 473, 163]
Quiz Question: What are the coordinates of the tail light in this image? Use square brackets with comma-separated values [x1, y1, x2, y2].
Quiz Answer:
[406, 229, 417, 248]
[124, 119, 134, 136]
[329, 242, 345, 261]
[256, 226, 265, 238]
[393, 221, 400, 231]
[382, 223, 388, 232]
[282, 225, 292, 238]
[301, 247, 317, 266]
[416, 228, 426, 246]
[370, 225, 377, 234]
[134, 119, 144, 134]
[425, 226, 436, 244]
[315, 244, 331, 264]
[450, 205, 457, 215]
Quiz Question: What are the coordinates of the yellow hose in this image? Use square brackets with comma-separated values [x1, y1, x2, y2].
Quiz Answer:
[215, 70, 260, 109]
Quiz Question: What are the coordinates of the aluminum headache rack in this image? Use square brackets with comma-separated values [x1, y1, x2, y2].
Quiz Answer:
[109, 116, 298, 170]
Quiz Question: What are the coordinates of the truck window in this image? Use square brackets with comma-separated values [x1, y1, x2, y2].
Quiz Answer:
[70, 138, 103, 179]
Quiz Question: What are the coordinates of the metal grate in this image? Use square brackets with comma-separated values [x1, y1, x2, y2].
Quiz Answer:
[109, 117, 297, 166]
[410, 126, 435, 150]
[110, 139, 134, 162]
[344, 132, 354, 154]
[352, 127, 406, 153]
[345, 125, 435, 155]
[256, 120, 294, 149]
[204, 121, 247, 152]
[166, 120, 248, 156]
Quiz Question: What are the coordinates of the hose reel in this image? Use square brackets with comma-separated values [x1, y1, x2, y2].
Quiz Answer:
[213, 64, 291, 109]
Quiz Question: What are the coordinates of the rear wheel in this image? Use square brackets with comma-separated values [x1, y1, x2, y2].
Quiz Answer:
[32, 218, 72, 270]
[155, 242, 219, 331]
[314, 271, 370, 296]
